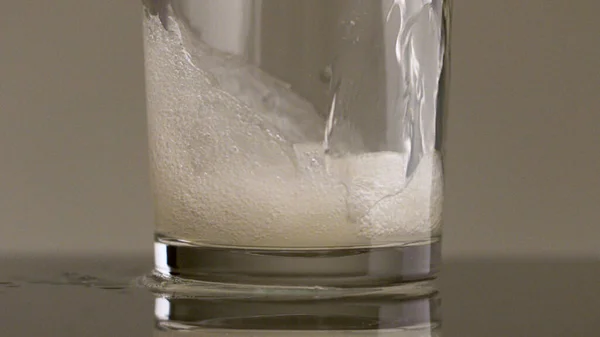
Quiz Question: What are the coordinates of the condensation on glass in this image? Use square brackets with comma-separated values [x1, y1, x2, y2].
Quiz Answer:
[142, 0, 451, 294]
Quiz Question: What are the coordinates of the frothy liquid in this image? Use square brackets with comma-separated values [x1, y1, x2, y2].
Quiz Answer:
[144, 11, 442, 248]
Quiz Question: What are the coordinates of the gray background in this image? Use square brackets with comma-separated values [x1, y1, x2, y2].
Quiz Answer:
[1, 0, 598, 258]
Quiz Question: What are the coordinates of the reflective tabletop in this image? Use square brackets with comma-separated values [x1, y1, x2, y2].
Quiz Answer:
[1, 256, 598, 336]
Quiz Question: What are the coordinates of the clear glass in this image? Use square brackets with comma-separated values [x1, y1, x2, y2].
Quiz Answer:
[142, 0, 451, 295]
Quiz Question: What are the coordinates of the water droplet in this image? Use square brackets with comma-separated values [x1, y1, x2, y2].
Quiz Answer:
[0, 281, 20, 288]
[97, 285, 127, 291]
[319, 65, 333, 84]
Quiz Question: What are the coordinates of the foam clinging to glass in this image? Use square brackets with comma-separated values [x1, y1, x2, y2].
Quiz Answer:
[144, 12, 442, 248]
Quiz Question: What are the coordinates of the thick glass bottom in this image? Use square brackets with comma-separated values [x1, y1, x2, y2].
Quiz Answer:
[144, 234, 440, 299]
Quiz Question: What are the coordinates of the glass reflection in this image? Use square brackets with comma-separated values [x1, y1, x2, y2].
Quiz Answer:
[152, 291, 441, 336]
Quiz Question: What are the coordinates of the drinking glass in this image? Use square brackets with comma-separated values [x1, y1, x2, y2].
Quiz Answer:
[142, 0, 451, 297]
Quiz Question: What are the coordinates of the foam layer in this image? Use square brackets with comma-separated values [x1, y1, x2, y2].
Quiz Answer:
[144, 11, 442, 248]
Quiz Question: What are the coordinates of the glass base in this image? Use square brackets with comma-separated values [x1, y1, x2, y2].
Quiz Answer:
[144, 234, 440, 299]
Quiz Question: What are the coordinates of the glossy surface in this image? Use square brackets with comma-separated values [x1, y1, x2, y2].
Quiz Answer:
[1, 256, 598, 336]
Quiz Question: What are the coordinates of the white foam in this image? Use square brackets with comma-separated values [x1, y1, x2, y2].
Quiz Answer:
[144, 12, 442, 248]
